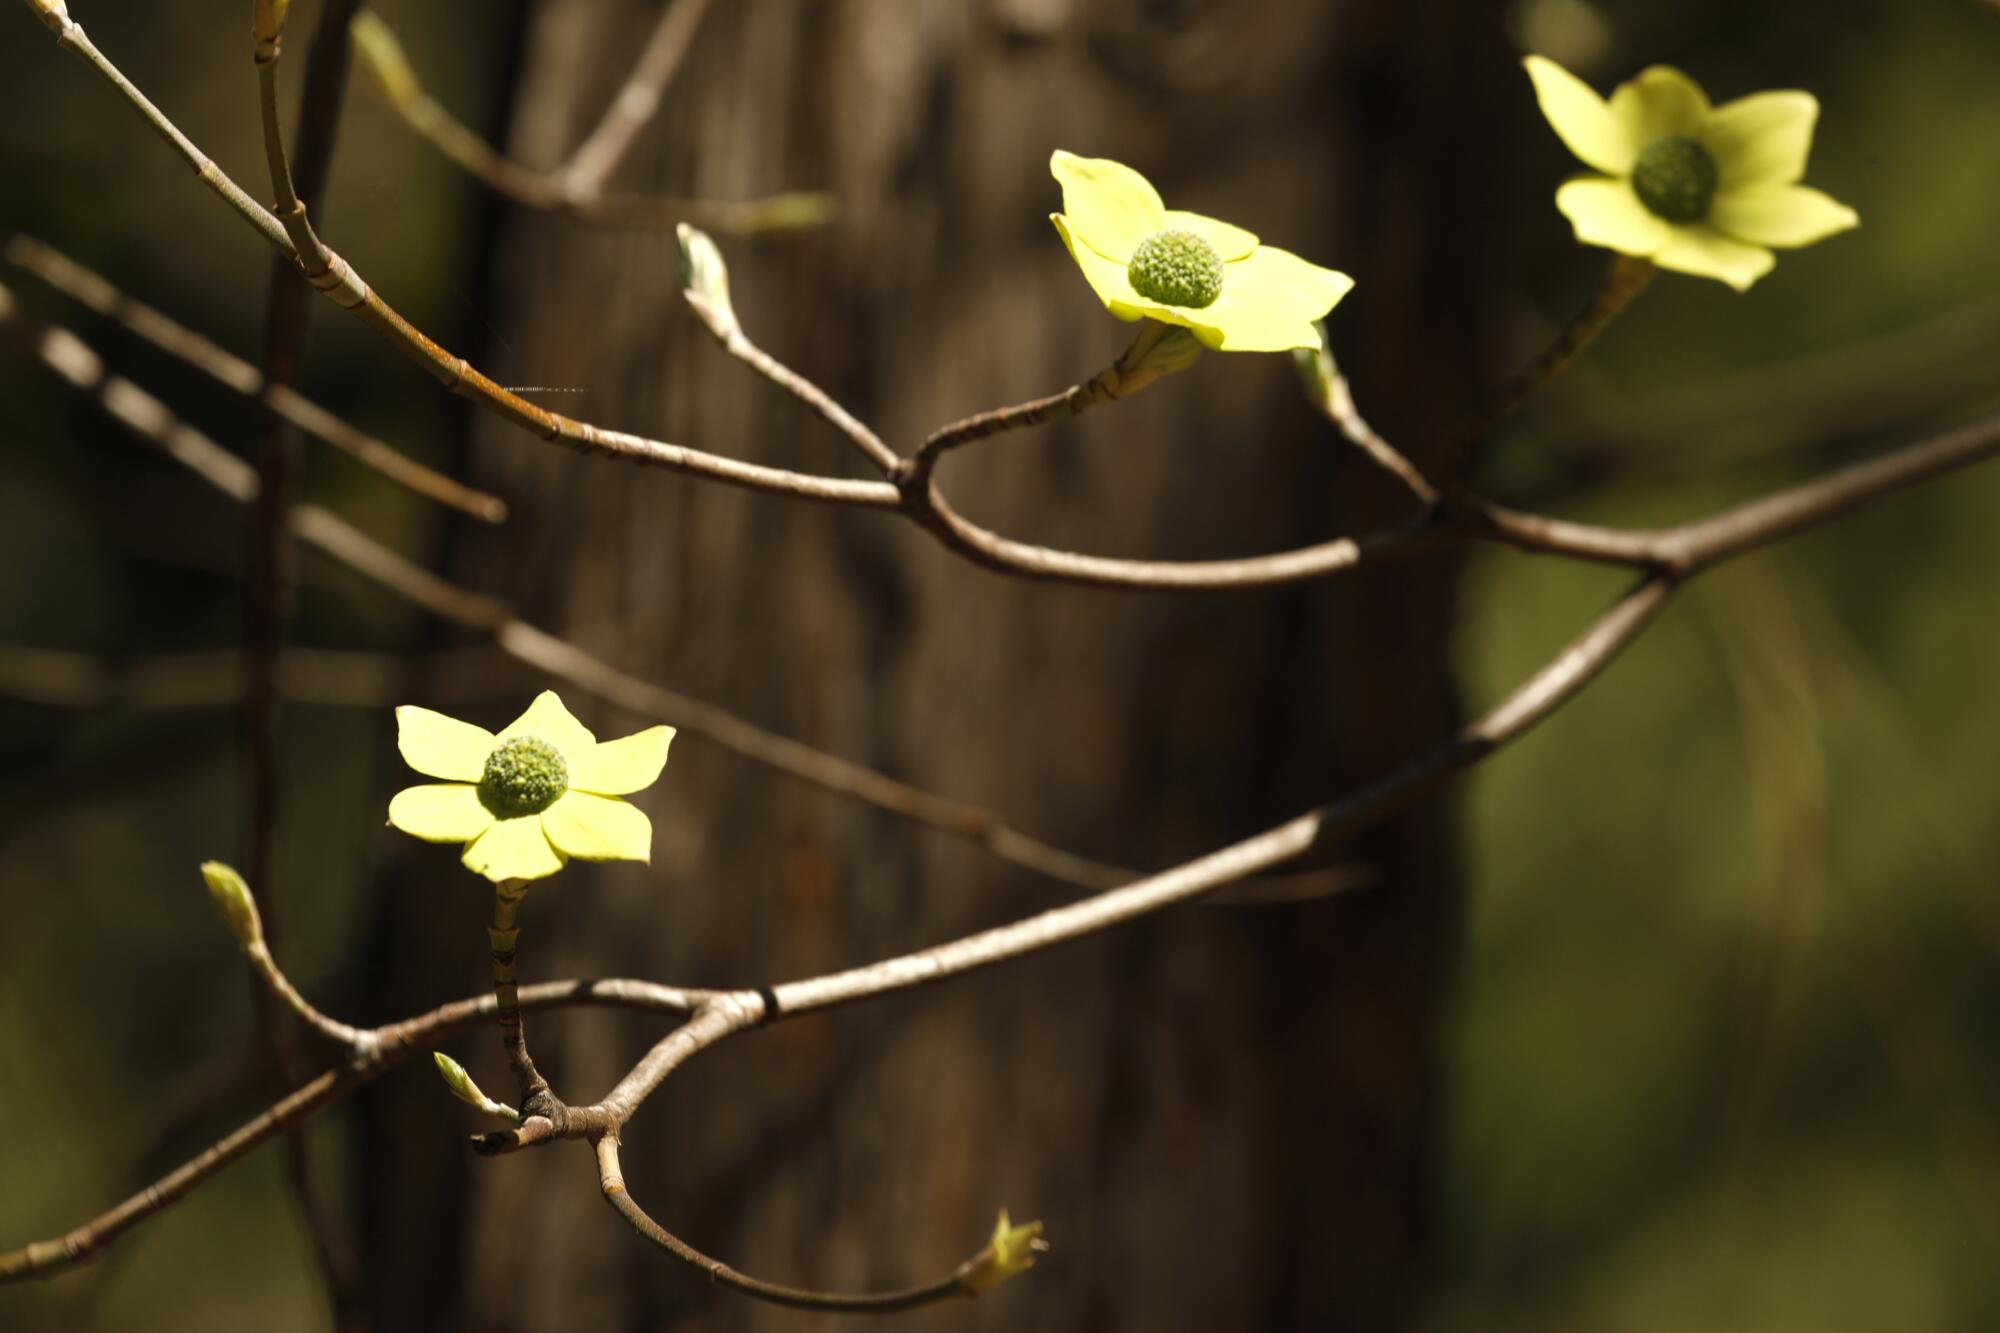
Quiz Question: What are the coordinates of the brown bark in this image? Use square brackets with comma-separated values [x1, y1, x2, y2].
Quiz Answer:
[356, 0, 1511, 1327]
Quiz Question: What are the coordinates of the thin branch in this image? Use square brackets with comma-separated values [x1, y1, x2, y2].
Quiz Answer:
[4, 235, 505, 520]
[558, 0, 713, 199]
[0, 976, 707, 1283]
[1448, 252, 1655, 478]
[596, 1137, 985, 1313]
[348, 7, 833, 235]
[1, 289, 1135, 894]
[1295, 342, 1438, 506]
[11, 381, 2000, 1276]
[27, 20, 1453, 591]
[684, 290, 899, 474]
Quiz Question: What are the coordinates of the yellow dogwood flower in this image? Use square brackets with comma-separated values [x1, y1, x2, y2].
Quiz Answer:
[387, 691, 673, 884]
[1050, 150, 1353, 353]
[1524, 56, 1858, 290]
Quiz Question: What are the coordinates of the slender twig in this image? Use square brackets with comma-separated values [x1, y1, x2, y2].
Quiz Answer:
[28, 19, 1462, 591]
[683, 291, 899, 473]
[1448, 252, 1655, 478]
[0, 288, 1139, 893]
[557, 0, 712, 200]
[487, 880, 557, 1122]
[0, 976, 707, 1283]
[348, 7, 833, 235]
[4, 235, 505, 519]
[1296, 342, 1439, 506]
[596, 1137, 989, 1313]
[246, 6, 371, 1321]
[12, 373, 2000, 1275]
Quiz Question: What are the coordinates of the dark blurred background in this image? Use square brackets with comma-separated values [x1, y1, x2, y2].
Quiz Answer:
[2, 1, 1998, 1329]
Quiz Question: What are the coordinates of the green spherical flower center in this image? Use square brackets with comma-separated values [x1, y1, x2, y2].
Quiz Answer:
[1127, 229, 1224, 309]
[479, 736, 568, 816]
[1631, 136, 1718, 224]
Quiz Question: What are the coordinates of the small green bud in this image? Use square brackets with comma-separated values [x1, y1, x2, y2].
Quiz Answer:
[433, 1052, 520, 1121]
[253, 0, 291, 46]
[963, 1209, 1046, 1293]
[676, 223, 737, 333]
[200, 861, 263, 950]
[1631, 136, 1718, 224]
[350, 12, 420, 110]
[1127, 229, 1224, 309]
[479, 736, 568, 817]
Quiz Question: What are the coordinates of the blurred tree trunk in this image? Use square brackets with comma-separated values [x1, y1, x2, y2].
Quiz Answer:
[354, 0, 1511, 1328]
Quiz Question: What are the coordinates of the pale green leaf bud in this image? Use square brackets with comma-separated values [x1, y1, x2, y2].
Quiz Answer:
[200, 861, 264, 951]
[676, 223, 737, 334]
[433, 1052, 520, 1121]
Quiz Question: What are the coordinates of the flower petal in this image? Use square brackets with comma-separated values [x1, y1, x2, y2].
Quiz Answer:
[1523, 55, 1635, 175]
[1703, 90, 1818, 187]
[570, 725, 676, 796]
[1049, 150, 1166, 262]
[497, 690, 597, 768]
[1163, 209, 1259, 262]
[1051, 213, 1186, 326]
[1193, 245, 1354, 353]
[396, 706, 495, 782]
[1609, 64, 1710, 147]
[1651, 224, 1775, 291]
[1554, 176, 1672, 255]
[541, 792, 652, 863]
[462, 815, 566, 882]
[388, 784, 495, 843]
[1709, 183, 1857, 248]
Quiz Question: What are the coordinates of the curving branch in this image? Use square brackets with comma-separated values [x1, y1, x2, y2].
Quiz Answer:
[0, 281, 1134, 893]
[0, 975, 706, 1282]
[9, 364, 2000, 1278]
[596, 1137, 1000, 1313]
[348, 7, 833, 235]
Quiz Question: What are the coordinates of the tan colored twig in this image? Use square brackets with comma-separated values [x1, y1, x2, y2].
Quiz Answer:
[0, 975, 707, 1282]
[595, 1137, 998, 1313]
[1448, 251, 1656, 478]
[12, 369, 2000, 1277]
[1295, 341, 1439, 506]
[4, 235, 504, 520]
[349, 7, 833, 235]
[0, 286, 1136, 894]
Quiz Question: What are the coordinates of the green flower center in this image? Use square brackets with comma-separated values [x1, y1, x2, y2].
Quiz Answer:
[479, 736, 568, 816]
[1630, 136, 1718, 224]
[1127, 229, 1224, 309]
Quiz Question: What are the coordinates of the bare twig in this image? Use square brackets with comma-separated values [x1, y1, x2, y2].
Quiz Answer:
[246, 4, 372, 1320]
[11, 367, 2000, 1276]
[0, 287, 1137, 893]
[1295, 341, 1439, 506]
[348, 7, 833, 235]
[595, 1136, 993, 1313]
[0, 976, 707, 1283]
[1448, 251, 1655, 478]
[4, 236, 505, 519]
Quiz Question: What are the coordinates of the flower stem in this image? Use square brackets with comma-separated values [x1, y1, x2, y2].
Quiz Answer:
[1451, 253, 1655, 477]
[488, 879, 553, 1111]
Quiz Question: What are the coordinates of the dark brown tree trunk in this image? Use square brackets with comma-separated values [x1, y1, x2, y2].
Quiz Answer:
[354, 1, 1512, 1328]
